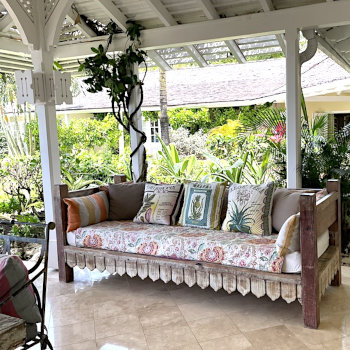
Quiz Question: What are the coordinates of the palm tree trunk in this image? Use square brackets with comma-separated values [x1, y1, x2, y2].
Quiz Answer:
[159, 70, 170, 145]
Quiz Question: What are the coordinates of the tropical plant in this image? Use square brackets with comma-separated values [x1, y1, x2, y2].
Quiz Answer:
[210, 119, 242, 137]
[156, 135, 203, 182]
[203, 152, 248, 184]
[61, 168, 104, 190]
[168, 107, 235, 134]
[79, 21, 148, 182]
[244, 151, 272, 184]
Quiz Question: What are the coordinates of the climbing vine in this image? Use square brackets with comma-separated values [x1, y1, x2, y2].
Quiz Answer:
[79, 21, 148, 182]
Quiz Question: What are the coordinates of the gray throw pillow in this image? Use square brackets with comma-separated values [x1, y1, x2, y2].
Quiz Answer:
[108, 182, 146, 220]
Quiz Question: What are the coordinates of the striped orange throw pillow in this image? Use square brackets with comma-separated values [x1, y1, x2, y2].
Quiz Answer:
[63, 191, 109, 232]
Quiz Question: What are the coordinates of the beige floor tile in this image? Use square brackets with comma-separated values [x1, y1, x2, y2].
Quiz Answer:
[144, 323, 198, 350]
[132, 289, 177, 309]
[96, 330, 148, 350]
[48, 320, 95, 347]
[138, 304, 187, 330]
[178, 300, 225, 322]
[285, 321, 344, 347]
[188, 315, 240, 342]
[168, 343, 202, 350]
[55, 340, 97, 350]
[93, 299, 137, 320]
[244, 325, 309, 350]
[200, 333, 253, 350]
[322, 310, 350, 336]
[321, 336, 350, 350]
[226, 307, 284, 332]
[95, 314, 143, 339]
[213, 293, 264, 313]
[49, 304, 94, 327]
[128, 276, 168, 294]
[169, 285, 215, 305]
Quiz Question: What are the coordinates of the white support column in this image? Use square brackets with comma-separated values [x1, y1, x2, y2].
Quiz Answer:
[285, 27, 302, 188]
[129, 65, 144, 182]
[119, 122, 125, 155]
[31, 48, 61, 268]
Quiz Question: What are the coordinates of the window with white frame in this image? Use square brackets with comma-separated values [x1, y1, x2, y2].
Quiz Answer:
[150, 120, 160, 143]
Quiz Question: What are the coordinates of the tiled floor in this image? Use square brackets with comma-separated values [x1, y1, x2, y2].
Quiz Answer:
[32, 266, 350, 349]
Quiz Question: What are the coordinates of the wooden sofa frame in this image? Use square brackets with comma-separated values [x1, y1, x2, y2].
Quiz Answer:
[54, 176, 342, 329]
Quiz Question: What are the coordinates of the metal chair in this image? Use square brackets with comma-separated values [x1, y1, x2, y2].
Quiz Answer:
[0, 220, 55, 350]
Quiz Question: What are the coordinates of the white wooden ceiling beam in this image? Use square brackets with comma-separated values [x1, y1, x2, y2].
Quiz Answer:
[334, 37, 350, 52]
[196, 0, 218, 20]
[258, 0, 286, 53]
[147, 50, 171, 71]
[1, 0, 36, 46]
[324, 26, 350, 42]
[144, 0, 177, 26]
[45, 0, 74, 48]
[144, 0, 207, 67]
[66, 7, 97, 38]
[225, 40, 246, 63]
[0, 36, 29, 55]
[318, 36, 350, 74]
[183, 46, 207, 67]
[0, 14, 13, 32]
[196, 0, 246, 63]
[98, 0, 170, 70]
[97, 0, 128, 32]
[55, 1, 350, 59]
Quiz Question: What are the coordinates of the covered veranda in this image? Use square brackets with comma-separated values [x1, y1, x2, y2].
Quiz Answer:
[1, 0, 350, 348]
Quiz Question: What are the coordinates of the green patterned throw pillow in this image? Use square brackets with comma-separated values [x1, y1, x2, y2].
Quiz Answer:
[222, 182, 275, 236]
[178, 182, 226, 229]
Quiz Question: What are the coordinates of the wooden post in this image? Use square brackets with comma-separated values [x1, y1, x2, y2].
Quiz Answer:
[54, 184, 73, 283]
[327, 179, 342, 286]
[300, 192, 319, 329]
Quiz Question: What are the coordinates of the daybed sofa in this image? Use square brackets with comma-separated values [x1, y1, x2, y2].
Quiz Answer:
[54, 175, 342, 329]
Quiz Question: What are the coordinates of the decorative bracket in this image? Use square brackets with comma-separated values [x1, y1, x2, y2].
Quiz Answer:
[15, 70, 73, 105]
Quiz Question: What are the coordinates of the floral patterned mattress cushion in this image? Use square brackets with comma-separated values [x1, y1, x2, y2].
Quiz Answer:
[70, 221, 284, 273]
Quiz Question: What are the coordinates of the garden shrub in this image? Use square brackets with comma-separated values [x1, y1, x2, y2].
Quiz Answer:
[169, 127, 207, 159]
[0, 155, 43, 216]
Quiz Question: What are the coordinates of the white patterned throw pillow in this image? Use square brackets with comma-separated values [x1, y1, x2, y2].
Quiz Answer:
[133, 183, 184, 225]
[222, 182, 275, 236]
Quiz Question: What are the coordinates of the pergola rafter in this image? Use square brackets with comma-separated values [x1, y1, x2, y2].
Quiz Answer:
[66, 6, 96, 38]
[144, 0, 208, 67]
[195, 0, 246, 63]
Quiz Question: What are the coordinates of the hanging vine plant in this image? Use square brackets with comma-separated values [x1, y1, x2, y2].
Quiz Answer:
[78, 21, 148, 182]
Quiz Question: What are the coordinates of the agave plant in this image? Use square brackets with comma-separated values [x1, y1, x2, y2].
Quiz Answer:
[227, 202, 254, 234]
